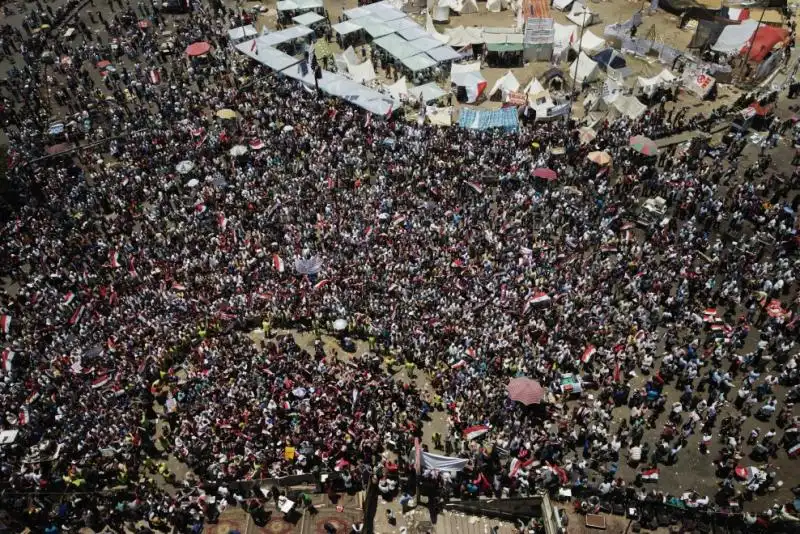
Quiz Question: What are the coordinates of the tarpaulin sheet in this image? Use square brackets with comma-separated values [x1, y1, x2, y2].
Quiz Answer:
[458, 107, 519, 130]
[688, 20, 725, 49]
[421, 451, 468, 472]
[745, 25, 787, 61]
[712, 19, 758, 54]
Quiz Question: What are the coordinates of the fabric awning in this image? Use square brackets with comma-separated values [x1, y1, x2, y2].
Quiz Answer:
[401, 54, 438, 72]
[332, 21, 362, 35]
[427, 46, 461, 62]
[293, 12, 325, 26]
[487, 42, 524, 52]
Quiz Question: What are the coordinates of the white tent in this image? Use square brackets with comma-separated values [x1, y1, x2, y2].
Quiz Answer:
[524, 77, 545, 95]
[567, 3, 596, 28]
[568, 51, 600, 83]
[553, 0, 573, 10]
[446, 26, 484, 46]
[433, 4, 451, 21]
[489, 70, 520, 99]
[487, 0, 503, 12]
[450, 60, 482, 83]
[553, 22, 577, 50]
[608, 94, 646, 119]
[636, 69, 677, 97]
[409, 82, 449, 102]
[573, 29, 605, 55]
[525, 78, 555, 117]
[348, 58, 377, 83]
[387, 76, 409, 100]
[442, 0, 478, 14]
[425, 13, 450, 44]
[343, 46, 360, 67]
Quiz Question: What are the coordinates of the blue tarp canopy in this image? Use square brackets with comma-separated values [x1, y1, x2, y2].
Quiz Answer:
[592, 48, 626, 70]
[458, 107, 519, 131]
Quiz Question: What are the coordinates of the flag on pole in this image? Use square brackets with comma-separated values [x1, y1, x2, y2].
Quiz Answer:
[613, 361, 621, 382]
[63, 292, 75, 306]
[0, 315, 11, 335]
[128, 257, 138, 278]
[92, 374, 112, 389]
[2, 348, 14, 371]
[581, 344, 596, 363]
[69, 305, 85, 326]
[463, 425, 490, 441]
[18, 406, 29, 425]
[109, 249, 121, 268]
[313, 279, 330, 291]
[272, 254, 285, 272]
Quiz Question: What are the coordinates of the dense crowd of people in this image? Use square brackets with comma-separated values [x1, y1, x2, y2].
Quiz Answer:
[1, 0, 800, 532]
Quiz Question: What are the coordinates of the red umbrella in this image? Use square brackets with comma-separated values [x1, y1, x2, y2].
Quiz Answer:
[96, 59, 111, 69]
[532, 168, 557, 181]
[185, 41, 211, 57]
[507, 377, 545, 405]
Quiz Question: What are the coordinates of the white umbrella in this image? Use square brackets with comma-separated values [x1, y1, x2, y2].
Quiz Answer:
[185, 178, 200, 188]
[282, 125, 294, 132]
[292, 387, 307, 398]
[333, 318, 348, 331]
[229, 145, 248, 156]
[175, 160, 194, 174]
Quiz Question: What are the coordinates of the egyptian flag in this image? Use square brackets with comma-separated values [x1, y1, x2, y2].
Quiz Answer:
[92, 374, 112, 389]
[18, 406, 29, 425]
[613, 361, 621, 382]
[788, 442, 800, 457]
[194, 201, 207, 214]
[63, 291, 75, 306]
[581, 344, 596, 363]
[217, 212, 228, 231]
[364, 226, 373, 240]
[2, 348, 14, 371]
[0, 315, 10, 335]
[149, 68, 160, 85]
[463, 425, 490, 441]
[128, 257, 138, 278]
[465, 80, 487, 104]
[172, 282, 187, 291]
[466, 181, 484, 194]
[641, 467, 659, 481]
[272, 254, 285, 273]
[451, 359, 467, 369]
[69, 305, 85, 326]
[109, 249, 121, 269]
[509, 458, 535, 477]
[549, 463, 569, 484]
[313, 279, 330, 291]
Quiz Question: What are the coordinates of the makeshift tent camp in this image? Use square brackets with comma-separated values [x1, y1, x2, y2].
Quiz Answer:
[568, 51, 600, 83]
[525, 78, 556, 117]
[387, 76, 409, 100]
[489, 70, 521, 99]
[487, 0, 503, 11]
[712, 18, 758, 54]
[553, 0, 573, 10]
[567, 3, 596, 27]
[744, 25, 787, 61]
[574, 29, 606, 55]
[450, 60, 481, 82]
[593, 48, 626, 70]
[636, 69, 677, 97]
